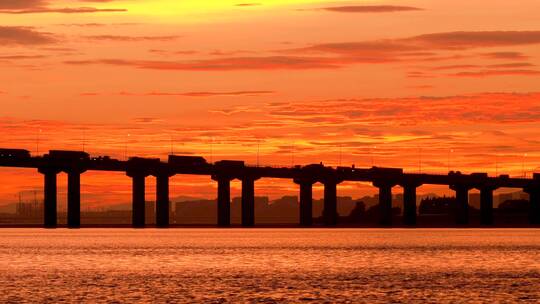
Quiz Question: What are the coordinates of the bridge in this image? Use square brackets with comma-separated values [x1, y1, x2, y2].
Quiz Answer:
[0, 148, 539, 228]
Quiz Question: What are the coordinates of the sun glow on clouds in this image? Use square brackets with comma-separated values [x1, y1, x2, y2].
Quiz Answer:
[102, 0, 338, 18]
[1, 0, 540, 204]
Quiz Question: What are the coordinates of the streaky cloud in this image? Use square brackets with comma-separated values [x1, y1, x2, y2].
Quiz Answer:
[84, 35, 180, 42]
[0, 0, 47, 9]
[64, 56, 352, 70]
[0, 7, 126, 14]
[482, 51, 529, 60]
[235, 3, 261, 7]
[321, 5, 423, 13]
[113, 90, 275, 97]
[0, 26, 56, 45]
[449, 69, 540, 77]
[303, 31, 540, 55]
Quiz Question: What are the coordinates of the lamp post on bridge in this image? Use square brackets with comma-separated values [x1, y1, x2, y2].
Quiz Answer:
[82, 128, 86, 152]
[371, 145, 376, 167]
[495, 153, 498, 177]
[256, 141, 260, 167]
[418, 146, 422, 174]
[36, 129, 42, 156]
[338, 144, 342, 167]
[124, 133, 131, 161]
[447, 149, 454, 172]
[522, 153, 527, 178]
[291, 142, 296, 167]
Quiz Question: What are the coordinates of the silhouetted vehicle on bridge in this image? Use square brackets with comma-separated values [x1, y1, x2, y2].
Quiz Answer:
[47, 150, 89, 161]
[0, 149, 31, 160]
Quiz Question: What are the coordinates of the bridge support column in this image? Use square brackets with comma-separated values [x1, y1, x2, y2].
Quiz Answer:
[67, 170, 83, 228]
[525, 175, 540, 224]
[451, 185, 470, 225]
[130, 174, 146, 228]
[300, 183, 313, 226]
[39, 167, 59, 228]
[528, 189, 540, 225]
[294, 178, 315, 226]
[375, 183, 393, 226]
[480, 187, 495, 225]
[156, 174, 170, 228]
[403, 183, 419, 226]
[241, 177, 257, 227]
[323, 181, 338, 226]
[213, 176, 231, 227]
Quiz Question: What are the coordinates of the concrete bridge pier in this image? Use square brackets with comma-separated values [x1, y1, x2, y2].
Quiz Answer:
[294, 178, 315, 226]
[155, 173, 171, 228]
[525, 174, 540, 224]
[374, 182, 393, 226]
[527, 188, 540, 224]
[213, 175, 232, 227]
[450, 184, 470, 225]
[323, 180, 338, 226]
[402, 183, 421, 226]
[241, 176, 258, 227]
[67, 168, 86, 228]
[128, 173, 147, 228]
[479, 186, 496, 225]
[39, 167, 60, 228]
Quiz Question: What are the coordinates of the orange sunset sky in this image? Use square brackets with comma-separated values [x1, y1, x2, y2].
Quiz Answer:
[1, 0, 540, 207]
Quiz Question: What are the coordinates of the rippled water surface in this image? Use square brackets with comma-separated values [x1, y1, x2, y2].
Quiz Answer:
[1, 228, 540, 303]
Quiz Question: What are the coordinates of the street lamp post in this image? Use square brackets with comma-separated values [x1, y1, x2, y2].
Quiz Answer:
[82, 128, 86, 152]
[210, 137, 214, 164]
[371, 145, 377, 167]
[291, 143, 295, 167]
[338, 144, 342, 167]
[125, 133, 130, 160]
[447, 149, 454, 172]
[418, 146, 422, 173]
[522, 153, 527, 178]
[36, 129, 42, 156]
[257, 141, 260, 167]
[170, 135, 174, 155]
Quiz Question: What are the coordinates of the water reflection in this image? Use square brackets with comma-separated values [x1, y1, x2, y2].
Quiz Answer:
[1, 229, 539, 303]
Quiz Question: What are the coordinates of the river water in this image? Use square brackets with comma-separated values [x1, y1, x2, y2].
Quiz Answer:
[1, 229, 539, 303]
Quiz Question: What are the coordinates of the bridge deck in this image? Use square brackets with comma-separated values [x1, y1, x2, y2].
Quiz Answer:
[1, 149, 539, 228]
[0, 154, 535, 188]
